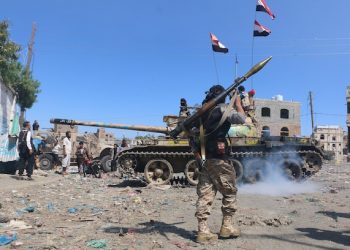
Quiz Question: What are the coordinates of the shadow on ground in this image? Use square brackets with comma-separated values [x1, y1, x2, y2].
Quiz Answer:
[296, 227, 350, 247]
[316, 210, 350, 222]
[107, 179, 147, 188]
[244, 232, 346, 250]
[103, 220, 196, 241]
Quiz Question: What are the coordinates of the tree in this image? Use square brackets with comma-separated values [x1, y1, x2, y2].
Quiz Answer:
[0, 20, 41, 126]
[0, 21, 21, 86]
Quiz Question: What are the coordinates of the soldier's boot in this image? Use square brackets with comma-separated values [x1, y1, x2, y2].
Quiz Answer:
[219, 216, 240, 238]
[196, 219, 218, 243]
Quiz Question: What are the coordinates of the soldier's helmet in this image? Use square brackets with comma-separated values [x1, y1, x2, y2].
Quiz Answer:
[202, 85, 225, 105]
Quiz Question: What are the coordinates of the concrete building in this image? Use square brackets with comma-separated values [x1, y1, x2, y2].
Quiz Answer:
[254, 95, 301, 136]
[313, 125, 344, 164]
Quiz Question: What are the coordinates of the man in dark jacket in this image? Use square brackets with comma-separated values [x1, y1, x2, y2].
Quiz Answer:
[18, 121, 35, 180]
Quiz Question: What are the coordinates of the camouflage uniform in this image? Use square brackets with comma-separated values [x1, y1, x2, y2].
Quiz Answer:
[192, 85, 244, 242]
[195, 159, 237, 220]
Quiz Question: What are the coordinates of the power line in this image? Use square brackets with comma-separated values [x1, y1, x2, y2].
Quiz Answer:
[314, 112, 346, 117]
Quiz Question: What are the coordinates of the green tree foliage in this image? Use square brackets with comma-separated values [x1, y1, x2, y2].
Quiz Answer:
[0, 21, 21, 86]
[0, 20, 40, 112]
[16, 72, 41, 111]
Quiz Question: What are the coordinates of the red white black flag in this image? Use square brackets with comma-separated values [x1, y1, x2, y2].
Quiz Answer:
[253, 20, 271, 37]
[210, 33, 229, 53]
[256, 0, 275, 19]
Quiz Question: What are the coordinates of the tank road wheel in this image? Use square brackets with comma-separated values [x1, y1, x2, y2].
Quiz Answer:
[243, 158, 268, 183]
[303, 153, 322, 177]
[38, 154, 54, 170]
[144, 159, 173, 185]
[100, 155, 112, 172]
[229, 159, 244, 182]
[118, 155, 137, 173]
[278, 159, 302, 181]
[184, 160, 199, 186]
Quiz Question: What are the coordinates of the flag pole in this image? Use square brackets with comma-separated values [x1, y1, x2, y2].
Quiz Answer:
[251, 1, 258, 88]
[212, 51, 220, 83]
[235, 54, 239, 79]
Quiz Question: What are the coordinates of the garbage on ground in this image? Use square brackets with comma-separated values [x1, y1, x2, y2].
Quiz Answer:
[0, 233, 17, 246]
[47, 202, 55, 212]
[33, 169, 48, 177]
[146, 184, 171, 190]
[23, 206, 35, 213]
[0, 214, 10, 223]
[5, 220, 32, 230]
[68, 207, 78, 214]
[86, 239, 107, 248]
[10, 241, 23, 248]
[237, 215, 293, 227]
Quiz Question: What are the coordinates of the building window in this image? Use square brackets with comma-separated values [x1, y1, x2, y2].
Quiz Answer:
[261, 107, 271, 117]
[280, 127, 289, 136]
[262, 126, 270, 136]
[262, 126, 270, 131]
[348, 103, 350, 114]
[280, 109, 289, 119]
[320, 134, 325, 140]
[332, 144, 336, 147]
[332, 136, 336, 141]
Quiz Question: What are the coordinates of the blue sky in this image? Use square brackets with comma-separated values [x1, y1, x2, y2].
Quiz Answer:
[2, 0, 349, 138]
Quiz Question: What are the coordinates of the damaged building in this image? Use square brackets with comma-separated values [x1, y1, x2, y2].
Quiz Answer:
[313, 125, 345, 164]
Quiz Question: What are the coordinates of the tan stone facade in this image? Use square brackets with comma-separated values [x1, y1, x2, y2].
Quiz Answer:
[313, 126, 344, 164]
[254, 97, 301, 136]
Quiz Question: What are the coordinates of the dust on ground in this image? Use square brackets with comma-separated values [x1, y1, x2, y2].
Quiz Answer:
[0, 163, 349, 250]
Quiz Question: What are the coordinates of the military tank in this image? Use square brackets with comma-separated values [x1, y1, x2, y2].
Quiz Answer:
[50, 57, 324, 185]
[50, 117, 324, 186]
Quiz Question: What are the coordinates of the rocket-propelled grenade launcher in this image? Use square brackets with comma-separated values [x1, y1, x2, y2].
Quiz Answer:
[169, 56, 272, 139]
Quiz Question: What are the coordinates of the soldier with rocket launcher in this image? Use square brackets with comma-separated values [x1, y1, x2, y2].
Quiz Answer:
[169, 57, 272, 242]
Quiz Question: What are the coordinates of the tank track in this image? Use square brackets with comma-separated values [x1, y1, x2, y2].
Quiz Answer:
[231, 150, 323, 178]
[117, 149, 322, 185]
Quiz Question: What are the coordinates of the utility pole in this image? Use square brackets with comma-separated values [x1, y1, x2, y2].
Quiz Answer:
[20, 22, 36, 128]
[309, 91, 315, 134]
[25, 22, 36, 78]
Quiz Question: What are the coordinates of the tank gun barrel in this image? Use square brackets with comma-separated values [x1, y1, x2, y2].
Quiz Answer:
[169, 56, 272, 139]
[50, 118, 170, 134]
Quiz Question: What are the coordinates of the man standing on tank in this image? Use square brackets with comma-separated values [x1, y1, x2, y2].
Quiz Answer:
[193, 85, 246, 243]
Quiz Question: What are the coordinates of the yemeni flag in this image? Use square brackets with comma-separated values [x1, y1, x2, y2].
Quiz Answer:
[210, 33, 229, 53]
[256, 0, 275, 19]
[253, 20, 271, 37]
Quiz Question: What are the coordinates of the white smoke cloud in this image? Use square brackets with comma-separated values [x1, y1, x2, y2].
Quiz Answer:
[238, 153, 320, 196]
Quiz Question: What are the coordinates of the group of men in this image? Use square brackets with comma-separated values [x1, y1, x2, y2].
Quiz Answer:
[57, 131, 91, 176]
[17, 121, 90, 178]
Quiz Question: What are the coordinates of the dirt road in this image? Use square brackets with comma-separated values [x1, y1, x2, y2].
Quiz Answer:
[0, 164, 349, 250]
